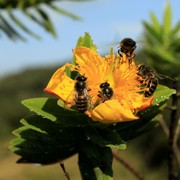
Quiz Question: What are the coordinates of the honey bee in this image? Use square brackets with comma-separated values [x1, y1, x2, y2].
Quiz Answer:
[74, 74, 89, 112]
[118, 38, 137, 65]
[137, 64, 158, 97]
[98, 82, 113, 102]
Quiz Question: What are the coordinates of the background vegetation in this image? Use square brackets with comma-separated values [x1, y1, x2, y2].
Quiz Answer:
[1, 0, 180, 180]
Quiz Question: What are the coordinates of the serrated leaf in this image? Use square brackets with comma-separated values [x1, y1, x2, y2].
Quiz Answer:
[153, 84, 175, 105]
[95, 168, 113, 180]
[78, 151, 97, 180]
[76, 32, 97, 51]
[21, 97, 92, 126]
[85, 126, 125, 150]
[9, 115, 85, 164]
[107, 144, 126, 150]
[112, 85, 175, 141]
[72, 32, 97, 64]
[78, 141, 113, 179]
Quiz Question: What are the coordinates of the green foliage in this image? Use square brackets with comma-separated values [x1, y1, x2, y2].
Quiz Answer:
[0, 66, 58, 136]
[0, 0, 90, 40]
[72, 32, 97, 65]
[76, 32, 97, 52]
[9, 33, 175, 179]
[142, 2, 180, 81]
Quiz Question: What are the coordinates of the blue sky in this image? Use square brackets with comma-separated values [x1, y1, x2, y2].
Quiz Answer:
[1, 0, 180, 76]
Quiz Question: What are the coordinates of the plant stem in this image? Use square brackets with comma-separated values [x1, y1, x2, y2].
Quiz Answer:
[159, 116, 180, 165]
[168, 79, 178, 180]
[59, 162, 71, 180]
[112, 150, 145, 180]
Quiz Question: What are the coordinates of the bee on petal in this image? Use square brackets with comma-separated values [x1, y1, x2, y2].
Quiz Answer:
[98, 82, 113, 102]
[137, 64, 158, 97]
[118, 38, 137, 65]
[74, 74, 92, 113]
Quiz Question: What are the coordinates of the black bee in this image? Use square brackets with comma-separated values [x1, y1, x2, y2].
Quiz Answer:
[98, 82, 113, 102]
[137, 64, 158, 97]
[118, 38, 137, 65]
[74, 74, 89, 112]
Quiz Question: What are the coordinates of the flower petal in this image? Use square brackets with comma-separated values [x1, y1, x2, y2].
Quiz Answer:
[44, 64, 75, 103]
[90, 99, 138, 123]
[73, 46, 112, 83]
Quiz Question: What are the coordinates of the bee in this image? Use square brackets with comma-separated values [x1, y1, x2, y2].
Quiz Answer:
[98, 82, 113, 102]
[137, 64, 158, 97]
[74, 74, 89, 113]
[118, 38, 137, 65]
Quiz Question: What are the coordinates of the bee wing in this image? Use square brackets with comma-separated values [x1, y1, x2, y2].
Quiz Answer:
[66, 88, 75, 105]
[155, 73, 175, 81]
[149, 66, 174, 81]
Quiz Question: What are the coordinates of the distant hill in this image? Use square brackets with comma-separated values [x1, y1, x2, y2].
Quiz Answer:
[0, 66, 60, 137]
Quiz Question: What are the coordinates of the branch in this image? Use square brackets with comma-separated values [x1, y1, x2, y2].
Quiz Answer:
[112, 150, 145, 180]
[168, 79, 179, 180]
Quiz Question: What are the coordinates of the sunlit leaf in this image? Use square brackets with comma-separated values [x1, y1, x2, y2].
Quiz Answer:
[72, 32, 97, 65]
[22, 97, 92, 126]
[163, 2, 172, 35]
[153, 84, 175, 105]
[170, 22, 180, 36]
[76, 32, 97, 51]
[143, 21, 163, 43]
[150, 11, 161, 33]
[94, 168, 113, 180]
[112, 85, 175, 141]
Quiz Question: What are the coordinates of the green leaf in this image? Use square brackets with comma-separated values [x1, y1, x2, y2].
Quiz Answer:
[49, 4, 81, 20]
[112, 85, 175, 141]
[78, 141, 113, 179]
[9, 115, 84, 164]
[163, 2, 172, 35]
[170, 22, 180, 36]
[8, 11, 41, 39]
[35, 6, 56, 37]
[78, 151, 97, 180]
[143, 21, 163, 43]
[76, 32, 97, 51]
[72, 32, 97, 65]
[0, 13, 25, 41]
[85, 126, 126, 150]
[150, 12, 161, 33]
[94, 168, 113, 180]
[153, 84, 175, 105]
[22, 97, 92, 126]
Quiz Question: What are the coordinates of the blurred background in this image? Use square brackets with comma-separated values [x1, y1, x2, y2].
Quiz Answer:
[1, 0, 180, 179]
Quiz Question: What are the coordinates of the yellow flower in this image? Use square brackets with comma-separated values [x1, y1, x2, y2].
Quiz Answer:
[44, 46, 153, 123]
